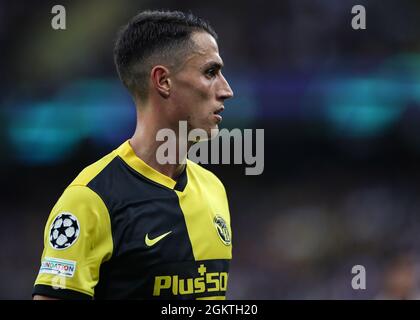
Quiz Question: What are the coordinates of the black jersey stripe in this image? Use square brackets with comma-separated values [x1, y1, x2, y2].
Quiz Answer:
[87, 157, 195, 299]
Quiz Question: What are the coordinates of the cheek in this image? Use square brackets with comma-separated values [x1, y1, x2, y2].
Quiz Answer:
[186, 90, 212, 115]
[172, 78, 213, 117]
[194, 84, 215, 114]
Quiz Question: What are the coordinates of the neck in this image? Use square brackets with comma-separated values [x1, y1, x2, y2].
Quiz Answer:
[129, 105, 188, 180]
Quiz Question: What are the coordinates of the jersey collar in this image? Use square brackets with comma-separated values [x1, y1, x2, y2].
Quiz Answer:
[116, 140, 187, 192]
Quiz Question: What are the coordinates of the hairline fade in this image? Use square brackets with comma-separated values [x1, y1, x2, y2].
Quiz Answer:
[113, 10, 218, 101]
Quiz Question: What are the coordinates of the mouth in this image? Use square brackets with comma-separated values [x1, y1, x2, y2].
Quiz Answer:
[213, 106, 224, 123]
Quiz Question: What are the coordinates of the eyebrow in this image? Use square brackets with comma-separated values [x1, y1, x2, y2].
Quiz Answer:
[202, 61, 224, 71]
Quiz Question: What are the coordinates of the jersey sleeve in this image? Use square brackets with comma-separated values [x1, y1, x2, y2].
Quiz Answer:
[33, 185, 113, 299]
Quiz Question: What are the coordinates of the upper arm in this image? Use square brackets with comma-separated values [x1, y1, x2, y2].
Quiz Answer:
[32, 185, 113, 299]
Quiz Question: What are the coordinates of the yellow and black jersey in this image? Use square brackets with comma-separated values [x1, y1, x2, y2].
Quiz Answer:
[33, 140, 232, 300]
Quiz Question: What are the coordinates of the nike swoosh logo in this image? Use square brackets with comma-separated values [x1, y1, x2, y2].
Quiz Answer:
[145, 231, 172, 247]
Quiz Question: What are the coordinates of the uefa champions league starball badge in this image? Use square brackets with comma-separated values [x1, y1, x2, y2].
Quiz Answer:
[49, 213, 80, 250]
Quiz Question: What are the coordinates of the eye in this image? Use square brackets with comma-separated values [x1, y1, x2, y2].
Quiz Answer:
[205, 68, 217, 78]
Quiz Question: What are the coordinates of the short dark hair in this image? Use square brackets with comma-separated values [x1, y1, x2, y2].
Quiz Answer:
[114, 10, 218, 100]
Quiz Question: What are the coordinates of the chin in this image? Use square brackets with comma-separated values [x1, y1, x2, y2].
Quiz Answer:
[189, 125, 219, 142]
[203, 123, 219, 140]
[209, 126, 220, 139]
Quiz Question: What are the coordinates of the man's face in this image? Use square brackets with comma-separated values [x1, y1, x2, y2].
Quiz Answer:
[169, 32, 234, 138]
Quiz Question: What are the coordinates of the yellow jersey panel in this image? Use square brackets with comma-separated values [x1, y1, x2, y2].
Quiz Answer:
[34, 185, 113, 297]
[176, 160, 232, 261]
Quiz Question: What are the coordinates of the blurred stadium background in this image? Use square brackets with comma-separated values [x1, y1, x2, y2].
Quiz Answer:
[2, 0, 420, 299]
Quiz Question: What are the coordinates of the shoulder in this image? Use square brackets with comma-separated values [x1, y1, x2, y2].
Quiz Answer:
[70, 149, 118, 187]
[55, 185, 108, 211]
[49, 185, 110, 234]
[48, 149, 119, 226]
[186, 159, 227, 193]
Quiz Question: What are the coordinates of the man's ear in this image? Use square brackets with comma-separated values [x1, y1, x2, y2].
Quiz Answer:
[150, 65, 171, 98]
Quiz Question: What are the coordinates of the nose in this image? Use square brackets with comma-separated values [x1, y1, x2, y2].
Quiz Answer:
[217, 73, 234, 101]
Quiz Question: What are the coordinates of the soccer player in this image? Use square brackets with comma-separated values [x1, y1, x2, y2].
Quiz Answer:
[33, 10, 234, 300]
